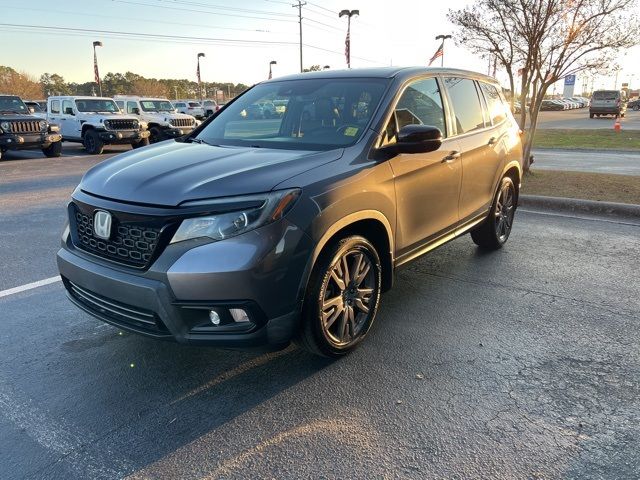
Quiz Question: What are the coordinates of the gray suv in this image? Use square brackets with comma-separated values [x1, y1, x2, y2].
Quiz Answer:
[57, 67, 523, 357]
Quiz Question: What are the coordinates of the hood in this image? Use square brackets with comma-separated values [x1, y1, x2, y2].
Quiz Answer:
[0, 113, 44, 122]
[144, 112, 193, 121]
[80, 140, 343, 207]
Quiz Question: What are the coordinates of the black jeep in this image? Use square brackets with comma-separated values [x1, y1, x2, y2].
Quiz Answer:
[0, 95, 62, 160]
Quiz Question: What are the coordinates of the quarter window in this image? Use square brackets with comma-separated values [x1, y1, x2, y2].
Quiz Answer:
[444, 77, 485, 134]
[479, 82, 507, 125]
[383, 77, 446, 144]
[50, 100, 60, 114]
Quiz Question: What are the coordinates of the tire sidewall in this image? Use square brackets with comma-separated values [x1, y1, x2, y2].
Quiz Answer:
[490, 176, 516, 245]
[305, 236, 382, 356]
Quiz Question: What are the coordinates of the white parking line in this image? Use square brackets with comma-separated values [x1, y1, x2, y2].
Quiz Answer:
[0, 276, 61, 299]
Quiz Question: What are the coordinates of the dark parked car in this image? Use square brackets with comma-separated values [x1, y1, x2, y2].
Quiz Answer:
[628, 99, 640, 111]
[0, 95, 62, 160]
[57, 67, 523, 357]
[540, 99, 565, 111]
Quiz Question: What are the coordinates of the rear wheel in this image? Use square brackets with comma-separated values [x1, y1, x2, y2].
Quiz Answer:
[42, 141, 62, 158]
[83, 130, 104, 155]
[298, 236, 382, 357]
[470, 176, 517, 250]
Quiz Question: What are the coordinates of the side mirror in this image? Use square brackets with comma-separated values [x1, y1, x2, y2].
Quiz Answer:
[377, 124, 443, 158]
[64, 107, 74, 115]
[132, 107, 140, 115]
[28, 107, 35, 113]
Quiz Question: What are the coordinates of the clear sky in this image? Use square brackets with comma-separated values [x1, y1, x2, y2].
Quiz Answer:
[1, 0, 638, 91]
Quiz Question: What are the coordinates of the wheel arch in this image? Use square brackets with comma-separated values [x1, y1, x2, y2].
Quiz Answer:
[501, 161, 522, 200]
[298, 211, 395, 305]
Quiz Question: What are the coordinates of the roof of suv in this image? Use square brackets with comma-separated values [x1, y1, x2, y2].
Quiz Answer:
[267, 66, 500, 84]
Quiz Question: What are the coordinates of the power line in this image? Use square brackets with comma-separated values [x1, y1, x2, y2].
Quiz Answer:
[151, 0, 297, 17]
[306, 1, 337, 14]
[111, 0, 298, 23]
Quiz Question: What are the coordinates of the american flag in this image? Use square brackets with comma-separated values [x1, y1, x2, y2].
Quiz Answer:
[428, 43, 443, 66]
[345, 31, 351, 67]
[93, 50, 100, 87]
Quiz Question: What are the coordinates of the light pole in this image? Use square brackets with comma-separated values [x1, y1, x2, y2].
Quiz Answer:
[339, 9, 359, 68]
[92, 41, 103, 97]
[173, 85, 178, 100]
[434, 34, 451, 67]
[269, 60, 277, 80]
[197, 52, 205, 102]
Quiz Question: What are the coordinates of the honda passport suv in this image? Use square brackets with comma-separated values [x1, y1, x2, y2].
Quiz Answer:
[57, 67, 523, 357]
[47, 96, 150, 154]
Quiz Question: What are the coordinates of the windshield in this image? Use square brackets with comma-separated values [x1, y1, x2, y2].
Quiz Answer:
[0, 96, 29, 114]
[140, 100, 175, 112]
[196, 78, 388, 151]
[592, 91, 618, 100]
[75, 99, 120, 113]
[189, 102, 202, 107]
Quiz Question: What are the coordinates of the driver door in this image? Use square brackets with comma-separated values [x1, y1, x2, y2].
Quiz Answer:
[385, 77, 462, 257]
[60, 99, 81, 140]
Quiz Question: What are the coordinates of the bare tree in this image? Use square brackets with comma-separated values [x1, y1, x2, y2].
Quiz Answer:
[450, 0, 639, 171]
[0, 66, 43, 99]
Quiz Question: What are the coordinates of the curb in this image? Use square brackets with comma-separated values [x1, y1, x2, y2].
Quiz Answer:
[519, 195, 640, 221]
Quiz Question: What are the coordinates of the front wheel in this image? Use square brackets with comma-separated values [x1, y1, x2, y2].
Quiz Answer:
[42, 141, 62, 158]
[470, 176, 517, 250]
[148, 127, 162, 144]
[298, 236, 382, 357]
[83, 130, 104, 155]
[132, 137, 150, 149]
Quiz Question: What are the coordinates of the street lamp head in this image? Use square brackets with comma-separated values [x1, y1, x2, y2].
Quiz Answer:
[270, 60, 277, 65]
[339, 9, 350, 17]
[339, 9, 359, 17]
[198, 52, 205, 58]
[93, 41, 102, 48]
[435, 34, 452, 41]
[323, 65, 331, 70]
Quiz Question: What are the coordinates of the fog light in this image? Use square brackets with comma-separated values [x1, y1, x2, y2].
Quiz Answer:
[209, 310, 221, 325]
[229, 308, 250, 323]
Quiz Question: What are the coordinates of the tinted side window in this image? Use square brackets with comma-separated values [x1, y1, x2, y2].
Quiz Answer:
[127, 101, 138, 114]
[393, 77, 446, 137]
[479, 82, 507, 125]
[50, 100, 60, 114]
[444, 78, 485, 134]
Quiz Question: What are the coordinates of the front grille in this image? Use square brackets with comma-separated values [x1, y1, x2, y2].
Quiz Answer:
[70, 203, 164, 268]
[9, 120, 42, 134]
[170, 118, 194, 128]
[105, 119, 138, 130]
[65, 279, 169, 335]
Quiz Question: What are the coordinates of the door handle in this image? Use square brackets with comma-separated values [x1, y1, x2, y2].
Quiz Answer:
[442, 151, 460, 163]
[488, 137, 497, 146]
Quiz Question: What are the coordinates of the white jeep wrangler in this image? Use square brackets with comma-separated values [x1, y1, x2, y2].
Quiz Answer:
[114, 96, 197, 143]
[47, 96, 150, 154]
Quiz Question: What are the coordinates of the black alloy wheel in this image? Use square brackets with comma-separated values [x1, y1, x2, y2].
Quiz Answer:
[471, 176, 517, 250]
[299, 236, 381, 357]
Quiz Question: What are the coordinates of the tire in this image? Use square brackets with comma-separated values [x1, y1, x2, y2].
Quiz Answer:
[132, 137, 150, 149]
[42, 141, 62, 158]
[470, 176, 517, 250]
[149, 127, 162, 144]
[83, 130, 104, 155]
[633, 105, 639, 111]
[298, 235, 382, 357]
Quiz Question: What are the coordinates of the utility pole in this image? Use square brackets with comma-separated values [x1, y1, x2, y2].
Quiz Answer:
[292, 1, 306, 73]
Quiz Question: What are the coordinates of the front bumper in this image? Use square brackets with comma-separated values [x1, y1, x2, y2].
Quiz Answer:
[57, 215, 312, 349]
[162, 126, 194, 139]
[98, 129, 150, 144]
[0, 132, 61, 150]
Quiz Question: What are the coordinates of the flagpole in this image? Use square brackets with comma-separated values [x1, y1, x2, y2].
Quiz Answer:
[434, 34, 451, 67]
[339, 9, 359, 69]
[197, 52, 205, 103]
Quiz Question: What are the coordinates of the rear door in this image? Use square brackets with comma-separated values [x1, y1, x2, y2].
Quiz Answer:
[385, 76, 462, 256]
[442, 77, 498, 222]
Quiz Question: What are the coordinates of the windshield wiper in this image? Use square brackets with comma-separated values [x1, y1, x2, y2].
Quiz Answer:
[188, 138, 212, 146]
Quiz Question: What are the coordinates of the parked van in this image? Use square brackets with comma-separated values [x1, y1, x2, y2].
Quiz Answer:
[589, 90, 627, 118]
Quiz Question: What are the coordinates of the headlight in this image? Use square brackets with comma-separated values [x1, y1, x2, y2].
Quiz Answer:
[170, 189, 300, 244]
[39, 120, 46, 130]
[0, 121, 9, 132]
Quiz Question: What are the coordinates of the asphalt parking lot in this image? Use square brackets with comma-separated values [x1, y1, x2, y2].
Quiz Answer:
[1, 148, 640, 479]
[536, 107, 640, 130]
